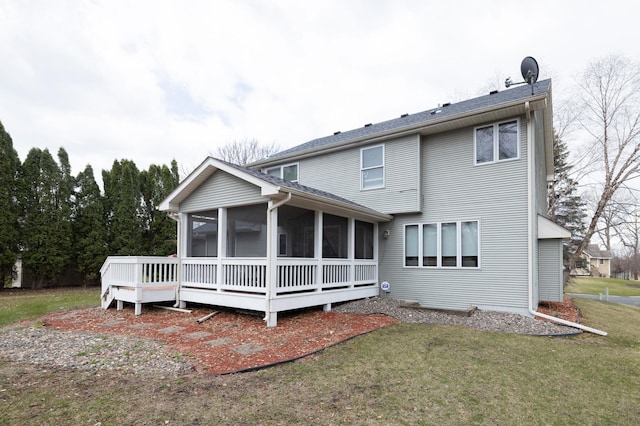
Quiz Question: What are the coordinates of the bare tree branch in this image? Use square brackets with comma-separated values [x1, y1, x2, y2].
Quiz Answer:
[213, 139, 281, 166]
[571, 54, 640, 262]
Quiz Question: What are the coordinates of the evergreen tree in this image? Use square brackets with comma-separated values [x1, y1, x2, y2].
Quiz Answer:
[74, 165, 108, 284]
[0, 121, 21, 286]
[19, 148, 71, 287]
[102, 159, 144, 255]
[140, 160, 180, 255]
[547, 132, 587, 266]
[55, 148, 74, 272]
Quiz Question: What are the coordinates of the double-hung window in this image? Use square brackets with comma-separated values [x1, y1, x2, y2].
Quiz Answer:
[361, 145, 384, 190]
[265, 163, 298, 182]
[475, 120, 519, 164]
[404, 221, 479, 268]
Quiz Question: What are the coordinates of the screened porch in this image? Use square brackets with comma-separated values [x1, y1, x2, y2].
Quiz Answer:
[101, 202, 383, 326]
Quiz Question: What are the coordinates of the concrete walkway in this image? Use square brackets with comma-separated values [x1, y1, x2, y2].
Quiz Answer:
[568, 293, 640, 307]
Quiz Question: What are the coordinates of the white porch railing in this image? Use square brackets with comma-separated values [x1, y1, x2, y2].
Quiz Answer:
[101, 256, 379, 320]
[100, 256, 179, 314]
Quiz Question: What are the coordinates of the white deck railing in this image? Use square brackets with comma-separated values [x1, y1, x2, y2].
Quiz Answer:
[101, 256, 378, 316]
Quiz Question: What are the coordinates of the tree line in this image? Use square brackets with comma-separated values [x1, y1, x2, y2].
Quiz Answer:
[0, 120, 179, 288]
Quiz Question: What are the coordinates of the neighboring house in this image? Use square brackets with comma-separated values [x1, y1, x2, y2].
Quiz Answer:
[101, 79, 569, 326]
[582, 244, 612, 278]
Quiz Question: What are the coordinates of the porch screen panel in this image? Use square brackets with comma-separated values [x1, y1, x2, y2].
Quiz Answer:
[322, 213, 348, 258]
[189, 210, 218, 257]
[355, 220, 374, 259]
[277, 205, 314, 257]
[441, 222, 457, 267]
[405, 225, 419, 266]
[227, 204, 267, 257]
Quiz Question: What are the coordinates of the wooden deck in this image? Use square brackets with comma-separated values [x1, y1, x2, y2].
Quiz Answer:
[101, 256, 379, 326]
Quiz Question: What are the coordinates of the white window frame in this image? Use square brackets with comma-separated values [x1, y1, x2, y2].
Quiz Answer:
[403, 221, 480, 269]
[264, 163, 299, 182]
[474, 119, 520, 165]
[360, 144, 385, 190]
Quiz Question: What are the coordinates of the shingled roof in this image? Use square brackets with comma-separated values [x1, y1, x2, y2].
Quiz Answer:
[260, 79, 551, 162]
[583, 244, 613, 259]
[219, 158, 377, 211]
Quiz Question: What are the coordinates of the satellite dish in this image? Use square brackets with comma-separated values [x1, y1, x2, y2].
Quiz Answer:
[521, 56, 539, 85]
[505, 56, 540, 94]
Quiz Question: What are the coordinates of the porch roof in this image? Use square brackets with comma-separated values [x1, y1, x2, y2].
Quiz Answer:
[537, 215, 571, 240]
[159, 157, 393, 222]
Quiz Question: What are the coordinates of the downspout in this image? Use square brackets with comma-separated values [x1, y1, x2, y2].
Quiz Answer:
[525, 101, 607, 336]
[168, 212, 182, 308]
[264, 192, 293, 325]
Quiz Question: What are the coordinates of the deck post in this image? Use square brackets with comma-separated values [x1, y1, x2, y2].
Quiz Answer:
[135, 303, 142, 316]
[117, 300, 123, 310]
[265, 311, 277, 327]
[323, 303, 332, 312]
[265, 201, 279, 327]
[348, 218, 355, 288]
[217, 207, 227, 291]
[315, 211, 323, 290]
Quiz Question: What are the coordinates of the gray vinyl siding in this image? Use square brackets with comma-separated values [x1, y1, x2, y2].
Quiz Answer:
[538, 239, 563, 302]
[296, 134, 421, 214]
[379, 117, 531, 313]
[180, 171, 267, 212]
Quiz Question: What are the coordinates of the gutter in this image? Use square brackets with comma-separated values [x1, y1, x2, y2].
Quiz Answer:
[525, 101, 607, 336]
[264, 192, 293, 326]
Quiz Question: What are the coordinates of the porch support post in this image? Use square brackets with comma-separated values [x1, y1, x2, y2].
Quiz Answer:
[373, 222, 380, 285]
[217, 207, 227, 292]
[348, 217, 355, 289]
[315, 211, 323, 292]
[265, 193, 291, 327]
[265, 204, 278, 327]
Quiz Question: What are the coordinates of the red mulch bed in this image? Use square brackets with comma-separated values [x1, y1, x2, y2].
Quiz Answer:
[537, 295, 580, 323]
[43, 305, 399, 375]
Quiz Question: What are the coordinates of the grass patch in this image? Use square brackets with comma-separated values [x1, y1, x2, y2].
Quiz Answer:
[566, 276, 640, 296]
[1, 289, 639, 425]
[0, 287, 98, 327]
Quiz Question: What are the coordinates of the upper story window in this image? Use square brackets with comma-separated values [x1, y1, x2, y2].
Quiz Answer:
[475, 120, 519, 164]
[361, 145, 384, 190]
[265, 163, 298, 182]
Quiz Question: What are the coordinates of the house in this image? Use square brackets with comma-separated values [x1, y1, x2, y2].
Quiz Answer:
[583, 244, 612, 278]
[101, 78, 569, 326]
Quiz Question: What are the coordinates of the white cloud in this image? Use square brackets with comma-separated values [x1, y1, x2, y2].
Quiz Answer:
[0, 0, 638, 183]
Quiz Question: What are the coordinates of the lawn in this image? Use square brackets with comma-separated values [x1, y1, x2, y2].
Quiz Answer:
[566, 276, 640, 296]
[0, 287, 99, 327]
[1, 289, 639, 425]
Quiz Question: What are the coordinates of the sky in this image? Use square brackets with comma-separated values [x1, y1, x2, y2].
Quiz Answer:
[1, 0, 638, 183]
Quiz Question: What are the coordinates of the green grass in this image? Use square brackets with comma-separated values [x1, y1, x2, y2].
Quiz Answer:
[1, 289, 639, 425]
[0, 287, 99, 327]
[566, 276, 640, 296]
